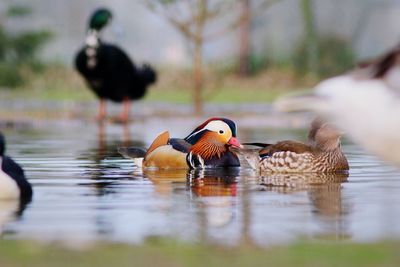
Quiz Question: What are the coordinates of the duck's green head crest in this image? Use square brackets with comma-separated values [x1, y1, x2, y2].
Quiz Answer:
[89, 8, 112, 30]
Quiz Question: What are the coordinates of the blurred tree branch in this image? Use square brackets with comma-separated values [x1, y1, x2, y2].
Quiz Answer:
[237, 0, 281, 76]
[145, 0, 282, 110]
[145, 0, 234, 114]
[301, 0, 319, 74]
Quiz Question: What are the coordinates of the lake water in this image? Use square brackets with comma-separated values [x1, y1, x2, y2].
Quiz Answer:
[1, 117, 400, 246]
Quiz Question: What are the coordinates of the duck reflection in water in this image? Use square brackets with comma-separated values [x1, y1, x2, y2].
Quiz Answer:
[0, 200, 30, 236]
[143, 168, 239, 233]
[260, 172, 350, 240]
[190, 169, 238, 229]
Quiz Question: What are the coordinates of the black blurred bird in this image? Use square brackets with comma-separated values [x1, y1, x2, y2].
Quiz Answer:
[75, 8, 157, 122]
[0, 133, 32, 202]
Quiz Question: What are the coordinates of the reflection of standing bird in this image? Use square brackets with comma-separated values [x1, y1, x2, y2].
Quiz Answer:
[0, 133, 32, 202]
[276, 44, 400, 165]
[75, 8, 157, 123]
[236, 119, 349, 173]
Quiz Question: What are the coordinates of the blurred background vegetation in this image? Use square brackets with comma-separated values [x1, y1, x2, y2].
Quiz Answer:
[0, 5, 51, 88]
[0, 0, 398, 111]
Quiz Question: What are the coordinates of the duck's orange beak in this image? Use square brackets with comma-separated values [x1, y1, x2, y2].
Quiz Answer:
[228, 137, 242, 148]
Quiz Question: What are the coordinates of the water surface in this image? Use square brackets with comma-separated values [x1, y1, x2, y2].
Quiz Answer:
[1, 119, 400, 246]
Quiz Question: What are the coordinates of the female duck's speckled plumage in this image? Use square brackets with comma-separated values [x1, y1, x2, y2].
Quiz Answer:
[239, 119, 349, 173]
[119, 118, 242, 170]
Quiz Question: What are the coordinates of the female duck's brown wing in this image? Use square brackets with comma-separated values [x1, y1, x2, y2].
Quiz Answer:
[259, 141, 312, 158]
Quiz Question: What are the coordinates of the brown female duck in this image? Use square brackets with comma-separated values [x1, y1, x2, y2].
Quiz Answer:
[237, 119, 349, 173]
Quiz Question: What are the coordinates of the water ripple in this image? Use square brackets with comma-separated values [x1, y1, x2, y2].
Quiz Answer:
[1, 124, 400, 246]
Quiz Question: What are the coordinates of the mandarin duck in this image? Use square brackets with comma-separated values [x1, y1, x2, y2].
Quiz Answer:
[75, 8, 157, 123]
[235, 119, 349, 173]
[118, 118, 242, 169]
[0, 133, 32, 201]
[276, 43, 400, 165]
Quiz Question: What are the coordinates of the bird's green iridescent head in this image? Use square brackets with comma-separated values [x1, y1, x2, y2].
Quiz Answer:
[89, 8, 112, 30]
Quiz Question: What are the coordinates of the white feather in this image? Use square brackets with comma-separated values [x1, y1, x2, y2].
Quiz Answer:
[133, 158, 143, 168]
[315, 75, 400, 164]
[0, 158, 20, 200]
[278, 74, 400, 165]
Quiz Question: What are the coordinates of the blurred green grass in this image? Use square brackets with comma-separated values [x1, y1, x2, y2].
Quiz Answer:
[145, 87, 286, 104]
[0, 239, 399, 267]
[0, 65, 313, 104]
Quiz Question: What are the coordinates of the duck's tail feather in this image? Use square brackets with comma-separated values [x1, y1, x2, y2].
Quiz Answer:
[118, 147, 147, 158]
[242, 142, 272, 148]
[118, 147, 146, 168]
[138, 63, 157, 85]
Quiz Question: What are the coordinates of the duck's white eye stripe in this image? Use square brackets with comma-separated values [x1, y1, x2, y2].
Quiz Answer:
[186, 120, 232, 140]
[204, 121, 231, 135]
[185, 129, 204, 140]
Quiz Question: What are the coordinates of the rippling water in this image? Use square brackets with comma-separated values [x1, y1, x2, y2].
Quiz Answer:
[1, 119, 400, 246]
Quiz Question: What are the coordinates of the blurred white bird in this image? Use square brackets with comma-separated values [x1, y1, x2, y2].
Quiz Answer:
[276, 44, 400, 165]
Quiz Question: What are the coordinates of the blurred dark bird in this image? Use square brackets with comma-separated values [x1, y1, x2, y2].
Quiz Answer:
[75, 8, 157, 123]
[276, 43, 400, 165]
[0, 133, 33, 202]
[118, 118, 242, 169]
[234, 118, 349, 173]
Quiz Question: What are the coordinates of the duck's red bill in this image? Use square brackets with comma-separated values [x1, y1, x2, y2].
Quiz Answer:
[228, 137, 242, 148]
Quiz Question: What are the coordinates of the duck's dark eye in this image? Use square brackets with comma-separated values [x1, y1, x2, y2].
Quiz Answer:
[219, 130, 224, 134]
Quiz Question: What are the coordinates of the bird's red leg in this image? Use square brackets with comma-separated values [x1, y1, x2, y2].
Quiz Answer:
[96, 99, 106, 122]
[118, 97, 130, 124]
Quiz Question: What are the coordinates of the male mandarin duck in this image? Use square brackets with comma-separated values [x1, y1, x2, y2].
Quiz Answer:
[235, 118, 349, 173]
[75, 8, 157, 122]
[0, 133, 32, 201]
[118, 118, 242, 169]
[276, 43, 400, 165]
